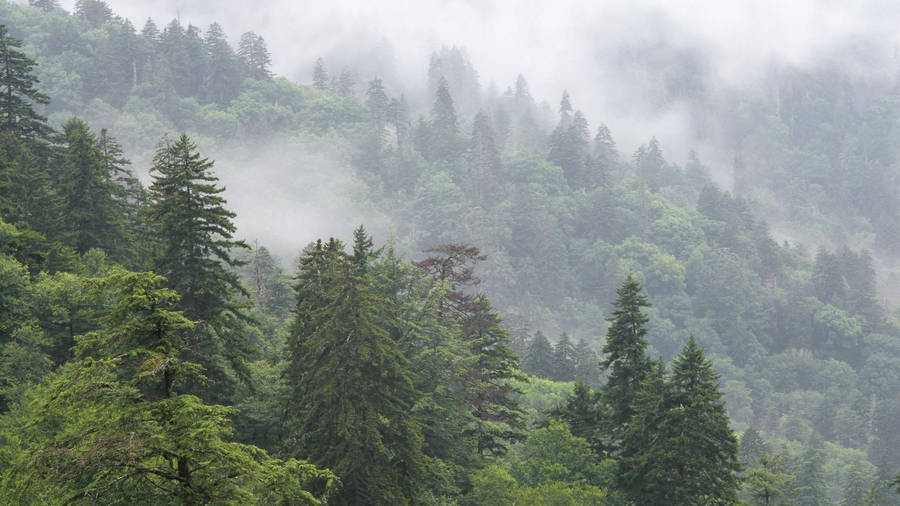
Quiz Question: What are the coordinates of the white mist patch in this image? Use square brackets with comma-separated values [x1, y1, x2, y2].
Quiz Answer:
[207, 135, 391, 263]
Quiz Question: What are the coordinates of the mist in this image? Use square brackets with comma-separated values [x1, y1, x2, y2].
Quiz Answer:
[54, 0, 900, 157]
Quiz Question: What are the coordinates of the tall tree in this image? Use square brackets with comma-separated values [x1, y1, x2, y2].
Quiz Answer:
[552, 332, 576, 381]
[56, 118, 125, 255]
[429, 75, 461, 161]
[203, 22, 242, 105]
[0, 25, 52, 142]
[312, 57, 329, 90]
[284, 233, 428, 505]
[466, 111, 501, 207]
[523, 331, 554, 379]
[0, 270, 334, 504]
[147, 134, 250, 396]
[600, 274, 653, 444]
[238, 32, 272, 80]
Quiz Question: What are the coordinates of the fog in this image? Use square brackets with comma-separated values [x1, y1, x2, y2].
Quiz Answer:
[47, 0, 900, 270]
[54, 0, 900, 162]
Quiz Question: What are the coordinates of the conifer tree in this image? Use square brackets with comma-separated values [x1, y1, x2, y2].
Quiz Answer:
[312, 57, 329, 90]
[523, 331, 554, 379]
[552, 332, 576, 381]
[467, 111, 500, 207]
[0, 25, 51, 142]
[0, 270, 335, 504]
[573, 338, 601, 386]
[56, 118, 125, 255]
[666, 336, 741, 502]
[744, 454, 794, 506]
[238, 32, 272, 80]
[429, 75, 460, 161]
[601, 274, 653, 442]
[284, 232, 428, 505]
[204, 22, 242, 105]
[147, 134, 250, 396]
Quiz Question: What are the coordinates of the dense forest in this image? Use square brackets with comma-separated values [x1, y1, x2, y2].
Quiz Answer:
[1, 0, 899, 504]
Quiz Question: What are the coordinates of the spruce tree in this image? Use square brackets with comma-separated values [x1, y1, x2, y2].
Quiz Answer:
[56, 118, 125, 255]
[666, 336, 741, 503]
[1, 270, 334, 504]
[467, 111, 500, 207]
[312, 57, 329, 90]
[429, 75, 460, 161]
[600, 274, 653, 442]
[147, 134, 250, 397]
[552, 332, 576, 381]
[238, 32, 272, 80]
[0, 25, 52, 142]
[284, 233, 428, 505]
[523, 331, 554, 379]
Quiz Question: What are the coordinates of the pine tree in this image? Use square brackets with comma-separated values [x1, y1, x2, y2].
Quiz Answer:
[284, 233, 428, 505]
[460, 294, 526, 458]
[0, 25, 52, 142]
[27, 0, 59, 12]
[545, 382, 604, 455]
[573, 338, 601, 387]
[600, 274, 653, 442]
[74, 0, 112, 28]
[841, 463, 875, 506]
[792, 438, 828, 506]
[740, 427, 770, 468]
[337, 67, 355, 97]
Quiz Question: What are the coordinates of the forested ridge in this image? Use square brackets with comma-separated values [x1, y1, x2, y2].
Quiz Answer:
[0, 0, 899, 504]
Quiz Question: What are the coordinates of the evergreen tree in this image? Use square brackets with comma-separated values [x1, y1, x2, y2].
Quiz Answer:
[667, 336, 741, 502]
[284, 233, 428, 505]
[238, 32, 272, 80]
[203, 22, 242, 105]
[312, 57, 329, 90]
[545, 382, 604, 455]
[600, 274, 653, 443]
[429, 75, 460, 161]
[27, 0, 59, 12]
[74, 0, 112, 28]
[459, 294, 526, 458]
[0, 270, 335, 504]
[552, 332, 576, 381]
[740, 427, 770, 468]
[573, 338, 601, 387]
[841, 463, 875, 506]
[523, 331, 554, 379]
[0, 25, 51, 142]
[56, 118, 125, 255]
[791, 438, 828, 506]
[466, 111, 501, 207]
[337, 67, 355, 97]
[147, 134, 250, 397]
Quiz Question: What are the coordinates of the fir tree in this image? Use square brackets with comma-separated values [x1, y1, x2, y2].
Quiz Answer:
[284, 233, 428, 505]
[552, 332, 576, 381]
[147, 134, 250, 398]
[56, 118, 125, 255]
[666, 336, 741, 503]
[600, 274, 653, 443]
[523, 331, 554, 379]
[0, 25, 52, 142]
[466, 111, 500, 207]
[238, 32, 272, 80]
[203, 22, 242, 105]
[312, 57, 329, 90]
[429, 75, 460, 161]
